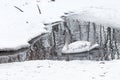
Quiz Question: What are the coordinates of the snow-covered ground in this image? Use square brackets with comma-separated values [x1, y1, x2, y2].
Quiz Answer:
[0, 60, 120, 80]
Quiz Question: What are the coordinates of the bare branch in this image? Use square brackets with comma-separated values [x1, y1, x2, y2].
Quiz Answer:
[14, 6, 24, 12]
[37, 4, 41, 14]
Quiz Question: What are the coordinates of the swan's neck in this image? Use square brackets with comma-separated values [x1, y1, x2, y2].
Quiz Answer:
[64, 40, 69, 50]
[64, 30, 70, 50]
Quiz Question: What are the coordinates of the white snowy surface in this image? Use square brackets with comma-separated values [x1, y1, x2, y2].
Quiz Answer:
[70, 8, 120, 28]
[62, 41, 99, 54]
[1, 0, 120, 49]
[0, 60, 120, 80]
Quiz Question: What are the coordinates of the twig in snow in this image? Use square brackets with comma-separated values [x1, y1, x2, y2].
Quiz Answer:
[37, 4, 41, 14]
[51, 0, 55, 1]
[14, 6, 24, 12]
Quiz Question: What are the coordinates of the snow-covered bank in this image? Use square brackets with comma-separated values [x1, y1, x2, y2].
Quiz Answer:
[1, 0, 120, 61]
[0, 60, 120, 80]
[1, 0, 120, 49]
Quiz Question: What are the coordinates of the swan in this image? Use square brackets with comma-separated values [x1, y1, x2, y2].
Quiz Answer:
[62, 29, 99, 54]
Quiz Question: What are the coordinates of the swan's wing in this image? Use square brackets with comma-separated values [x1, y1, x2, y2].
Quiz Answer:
[62, 41, 91, 54]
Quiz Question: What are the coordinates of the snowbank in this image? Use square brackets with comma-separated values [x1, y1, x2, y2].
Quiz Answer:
[70, 8, 120, 28]
[1, 0, 120, 49]
[0, 0, 48, 49]
[0, 60, 120, 80]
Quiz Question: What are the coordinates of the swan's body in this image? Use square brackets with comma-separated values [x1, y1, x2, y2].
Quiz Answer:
[62, 41, 99, 54]
[62, 28, 99, 54]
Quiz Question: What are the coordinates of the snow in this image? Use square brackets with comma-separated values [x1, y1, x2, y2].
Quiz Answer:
[0, 22, 47, 49]
[1, 0, 120, 79]
[0, 0, 47, 49]
[70, 8, 120, 28]
[0, 60, 120, 80]
[62, 41, 99, 54]
[1, 0, 120, 49]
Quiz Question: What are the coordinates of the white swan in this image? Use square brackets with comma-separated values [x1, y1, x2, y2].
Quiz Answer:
[62, 41, 99, 54]
[62, 30, 99, 54]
